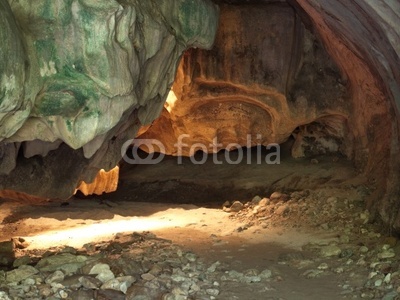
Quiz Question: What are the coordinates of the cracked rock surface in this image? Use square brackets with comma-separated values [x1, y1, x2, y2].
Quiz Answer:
[0, 0, 218, 198]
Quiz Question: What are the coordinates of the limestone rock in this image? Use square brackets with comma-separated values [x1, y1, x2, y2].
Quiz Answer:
[320, 245, 342, 257]
[79, 275, 102, 289]
[6, 265, 39, 283]
[229, 201, 244, 213]
[0, 0, 219, 199]
[36, 253, 88, 272]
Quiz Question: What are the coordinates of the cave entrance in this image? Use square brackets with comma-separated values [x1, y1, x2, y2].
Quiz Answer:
[99, 139, 353, 210]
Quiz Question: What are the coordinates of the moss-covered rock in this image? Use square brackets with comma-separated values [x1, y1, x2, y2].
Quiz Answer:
[0, 0, 219, 197]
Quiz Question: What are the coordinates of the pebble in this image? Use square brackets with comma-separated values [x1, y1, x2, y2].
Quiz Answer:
[141, 273, 156, 281]
[36, 253, 88, 273]
[317, 263, 329, 270]
[101, 278, 121, 291]
[258, 198, 270, 206]
[207, 261, 220, 273]
[96, 270, 115, 283]
[79, 275, 102, 289]
[320, 245, 342, 257]
[251, 196, 262, 205]
[275, 205, 289, 216]
[6, 265, 39, 283]
[378, 250, 396, 259]
[229, 201, 244, 213]
[12, 256, 31, 268]
[270, 192, 289, 202]
[45, 270, 65, 284]
[206, 288, 220, 296]
[259, 269, 272, 279]
[375, 279, 383, 287]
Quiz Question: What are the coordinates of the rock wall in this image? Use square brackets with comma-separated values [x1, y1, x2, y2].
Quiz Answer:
[139, 1, 400, 230]
[139, 3, 352, 157]
[0, 0, 219, 198]
[292, 0, 400, 231]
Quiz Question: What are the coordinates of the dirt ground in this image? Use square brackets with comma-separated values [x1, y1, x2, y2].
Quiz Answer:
[0, 150, 398, 299]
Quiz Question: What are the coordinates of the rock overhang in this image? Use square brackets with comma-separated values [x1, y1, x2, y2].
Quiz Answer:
[0, 0, 400, 232]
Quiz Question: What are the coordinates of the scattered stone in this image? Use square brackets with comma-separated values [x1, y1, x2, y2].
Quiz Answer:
[229, 201, 244, 213]
[117, 276, 136, 293]
[206, 288, 220, 296]
[96, 270, 115, 283]
[45, 270, 65, 284]
[302, 269, 323, 279]
[207, 261, 220, 273]
[1, 186, 399, 299]
[378, 249, 395, 259]
[11, 237, 29, 249]
[251, 196, 262, 205]
[339, 235, 350, 243]
[60, 246, 77, 254]
[222, 201, 230, 208]
[36, 253, 87, 272]
[12, 255, 31, 268]
[339, 249, 354, 258]
[101, 278, 121, 291]
[79, 275, 102, 289]
[318, 263, 329, 270]
[320, 245, 342, 257]
[58, 289, 69, 299]
[258, 198, 270, 206]
[382, 291, 398, 300]
[6, 265, 39, 283]
[0, 291, 11, 300]
[275, 204, 289, 216]
[259, 269, 272, 279]
[69, 289, 94, 300]
[96, 289, 126, 300]
[270, 192, 289, 202]
[375, 279, 383, 287]
[141, 273, 156, 281]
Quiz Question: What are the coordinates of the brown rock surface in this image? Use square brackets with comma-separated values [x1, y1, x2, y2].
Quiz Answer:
[139, 1, 400, 230]
[76, 166, 119, 196]
[139, 3, 351, 157]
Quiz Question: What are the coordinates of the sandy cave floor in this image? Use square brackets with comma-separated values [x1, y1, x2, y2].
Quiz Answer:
[0, 151, 400, 299]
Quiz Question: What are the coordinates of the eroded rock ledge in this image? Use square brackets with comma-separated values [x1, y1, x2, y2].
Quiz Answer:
[0, 0, 219, 198]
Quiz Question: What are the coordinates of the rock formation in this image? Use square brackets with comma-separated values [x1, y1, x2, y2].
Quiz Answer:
[0, 0, 400, 231]
[140, 3, 351, 158]
[0, 0, 219, 198]
[139, 1, 400, 230]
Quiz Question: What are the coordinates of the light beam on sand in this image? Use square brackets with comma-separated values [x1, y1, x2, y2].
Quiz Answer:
[21, 217, 174, 250]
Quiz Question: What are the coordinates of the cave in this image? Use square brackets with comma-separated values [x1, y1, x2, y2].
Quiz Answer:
[0, 0, 399, 299]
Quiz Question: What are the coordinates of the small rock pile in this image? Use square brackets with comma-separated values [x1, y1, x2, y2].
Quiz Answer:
[223, 187, 400, 299]
[0, 232, 274, 300]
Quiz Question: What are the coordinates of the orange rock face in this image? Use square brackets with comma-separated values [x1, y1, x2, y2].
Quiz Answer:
[76, 166, 120, 196]
[139, 4, 351, 158]
[0, 167, 120, 201]
[138, 1, 400, 229]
